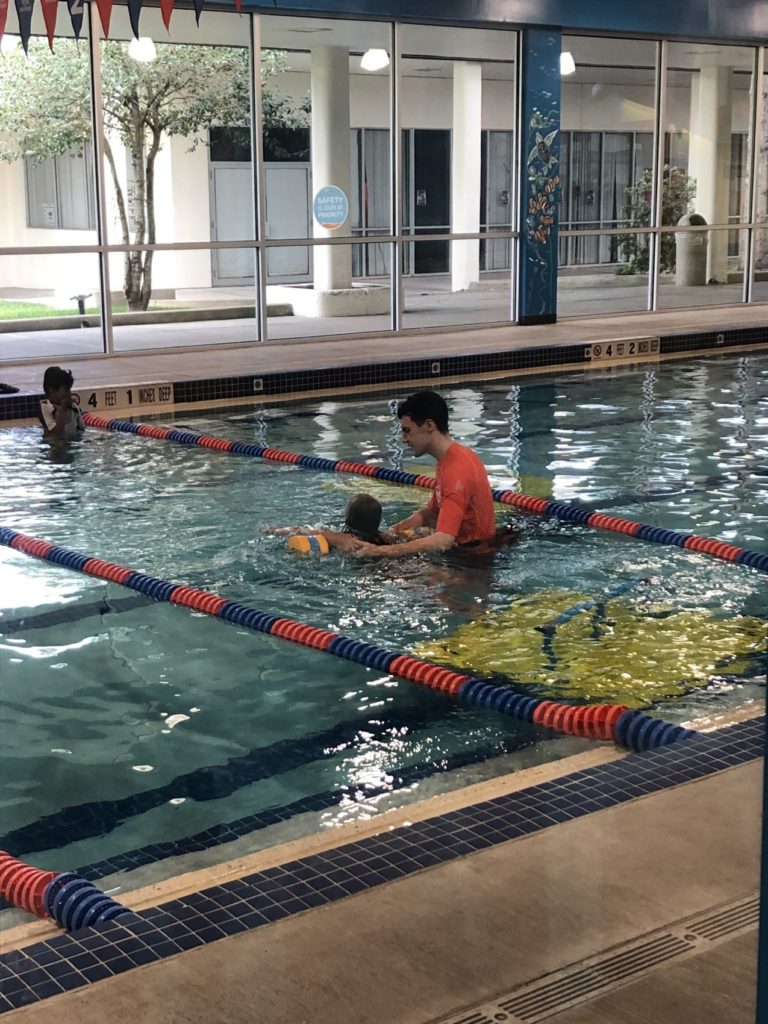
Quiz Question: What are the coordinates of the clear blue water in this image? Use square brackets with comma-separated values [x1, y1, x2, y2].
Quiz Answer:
[0, 353, 766, 894]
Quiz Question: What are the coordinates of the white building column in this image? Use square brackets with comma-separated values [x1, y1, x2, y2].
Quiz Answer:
[451, 61, 482, 292]
[310, 46, 352, 292]
[688, 65, 732, 283]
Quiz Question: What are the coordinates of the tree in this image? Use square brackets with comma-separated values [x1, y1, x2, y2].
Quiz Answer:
[0, 40, 306, 309]
[618, 165, 697, 275]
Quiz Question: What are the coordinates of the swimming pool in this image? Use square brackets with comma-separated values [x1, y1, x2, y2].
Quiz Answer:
[0, 353, 766, 899]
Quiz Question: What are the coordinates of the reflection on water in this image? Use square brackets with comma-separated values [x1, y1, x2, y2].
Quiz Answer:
[0, 354, 766, 874]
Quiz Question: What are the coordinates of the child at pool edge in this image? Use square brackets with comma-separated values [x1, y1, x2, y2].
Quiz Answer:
[39, 366, 85, 441]
[276, 493, 400, 553]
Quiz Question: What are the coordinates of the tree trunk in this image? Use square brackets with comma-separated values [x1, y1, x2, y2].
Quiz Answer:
[125, 95, 148, 310]
[137, 128, 162, 312]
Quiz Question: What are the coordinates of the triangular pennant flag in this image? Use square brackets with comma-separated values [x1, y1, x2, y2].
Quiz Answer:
[159, 0, 173, 31]
[40, 0, 57, 50]
[95, 0, 112, 38]
[0, 0, 9, 49]
[193, 0, 203, 26]
[126, 0, 142, 38]
[66, 0, 83, 38]
[13, 0, 33, 53]
[234, 0, 241, 12]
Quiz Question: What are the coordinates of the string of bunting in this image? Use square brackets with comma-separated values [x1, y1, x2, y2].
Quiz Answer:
[0, 0, 242, 53]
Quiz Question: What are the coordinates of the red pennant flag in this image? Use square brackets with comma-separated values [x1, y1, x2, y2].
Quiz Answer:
[40, 0, 57, 49]
[234, 0, 241, 11]
[160, 0, 173, 31]
[14, 0, 33, 53]
[95, 0, 112, 38]
[0, 0, 8, 48]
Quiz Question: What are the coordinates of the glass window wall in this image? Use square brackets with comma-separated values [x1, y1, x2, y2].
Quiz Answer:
[0, 9, 99, 361]
[2, 18, 768, 358]
[559, 36, 658, 316]
[658, 41, 754, 310]
[398, 24, 517, 328]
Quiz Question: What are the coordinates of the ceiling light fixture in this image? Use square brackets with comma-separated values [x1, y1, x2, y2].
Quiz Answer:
[560, 51, 576, 76]
[360, 48, 390, 72]
[128, 37, 157, 62]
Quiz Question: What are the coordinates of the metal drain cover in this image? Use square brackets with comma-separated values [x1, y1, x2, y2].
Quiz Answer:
[437, 893, 758, 1024]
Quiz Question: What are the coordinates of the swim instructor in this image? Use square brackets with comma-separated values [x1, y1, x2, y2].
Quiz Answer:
[354, 390, 496, 559]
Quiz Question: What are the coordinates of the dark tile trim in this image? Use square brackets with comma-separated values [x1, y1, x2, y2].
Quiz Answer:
[0, 715, 761, 1013]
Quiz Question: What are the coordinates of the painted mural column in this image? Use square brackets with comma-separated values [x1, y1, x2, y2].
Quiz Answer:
[517, 29, 561, 325]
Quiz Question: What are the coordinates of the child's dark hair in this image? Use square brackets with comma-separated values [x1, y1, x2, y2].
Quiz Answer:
[344, 493, 383, 541]
[43, 366, 74, 396]
[396, 390, 449, 433]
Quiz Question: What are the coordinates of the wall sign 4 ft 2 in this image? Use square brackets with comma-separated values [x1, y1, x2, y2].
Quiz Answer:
[585, 338, 660, 361]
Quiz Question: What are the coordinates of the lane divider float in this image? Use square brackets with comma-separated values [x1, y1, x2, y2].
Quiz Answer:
[0, 851, 131, 930]
[0, 526, 697, 758]
[81, 414, 768, 575]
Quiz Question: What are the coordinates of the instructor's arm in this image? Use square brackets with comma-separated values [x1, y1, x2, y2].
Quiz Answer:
[354, 528, 454, 558]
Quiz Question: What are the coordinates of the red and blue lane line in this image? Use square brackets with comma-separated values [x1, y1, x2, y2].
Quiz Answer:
[0, 526, 694, 756]
[81, 414, 768, 576]
[0, 851, 130, 931]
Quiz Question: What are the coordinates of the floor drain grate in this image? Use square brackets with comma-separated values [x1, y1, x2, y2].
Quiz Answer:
[436, 892, 758, 1024]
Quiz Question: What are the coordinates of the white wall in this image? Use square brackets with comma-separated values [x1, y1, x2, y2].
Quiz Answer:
[0, 158, 100, 300]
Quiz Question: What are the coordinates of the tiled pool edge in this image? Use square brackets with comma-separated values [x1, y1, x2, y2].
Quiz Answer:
[1, 324, 766, 422]
[0, 715, 762, 1014]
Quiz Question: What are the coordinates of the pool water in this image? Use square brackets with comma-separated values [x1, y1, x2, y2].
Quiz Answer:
[0, 353, 766, 893]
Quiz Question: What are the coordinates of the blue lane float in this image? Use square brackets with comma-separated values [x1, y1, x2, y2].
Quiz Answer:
[0, 851, 131, 931]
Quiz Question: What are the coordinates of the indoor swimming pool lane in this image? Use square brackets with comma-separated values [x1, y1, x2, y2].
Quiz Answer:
[0, 352, 765, 894]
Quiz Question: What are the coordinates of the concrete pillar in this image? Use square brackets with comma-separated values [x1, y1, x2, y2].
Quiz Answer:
[310, 46, 352, 292]
[451, 62, 482, 292]
[688, 65, 732, 284]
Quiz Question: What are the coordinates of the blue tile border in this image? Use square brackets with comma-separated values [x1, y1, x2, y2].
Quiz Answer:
[0, 714, 762, 1012]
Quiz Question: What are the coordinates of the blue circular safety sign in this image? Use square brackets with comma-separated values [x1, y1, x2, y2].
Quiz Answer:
[313, 186, 349, 230]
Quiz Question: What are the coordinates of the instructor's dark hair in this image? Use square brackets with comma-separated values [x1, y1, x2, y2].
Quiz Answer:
[43, 366, 74, 396]
[396, 390, 449, 433]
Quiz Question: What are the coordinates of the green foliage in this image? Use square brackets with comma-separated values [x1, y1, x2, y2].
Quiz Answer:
[0, 40, 304, 162]
[0, 300, 101, 319]
[0, 40, 306, 308]
[618, 166, 697, 275]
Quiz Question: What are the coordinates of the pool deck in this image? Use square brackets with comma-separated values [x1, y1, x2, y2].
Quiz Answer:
[0, 708, 762, 1024]
[1, 304, 767, 410]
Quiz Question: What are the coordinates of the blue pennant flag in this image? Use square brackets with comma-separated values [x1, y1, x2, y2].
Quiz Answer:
[194, 0, 204, 25]
[127, 0, 142, 38]
[14, 0, 33, 53]
[66, 0, 83, 38]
